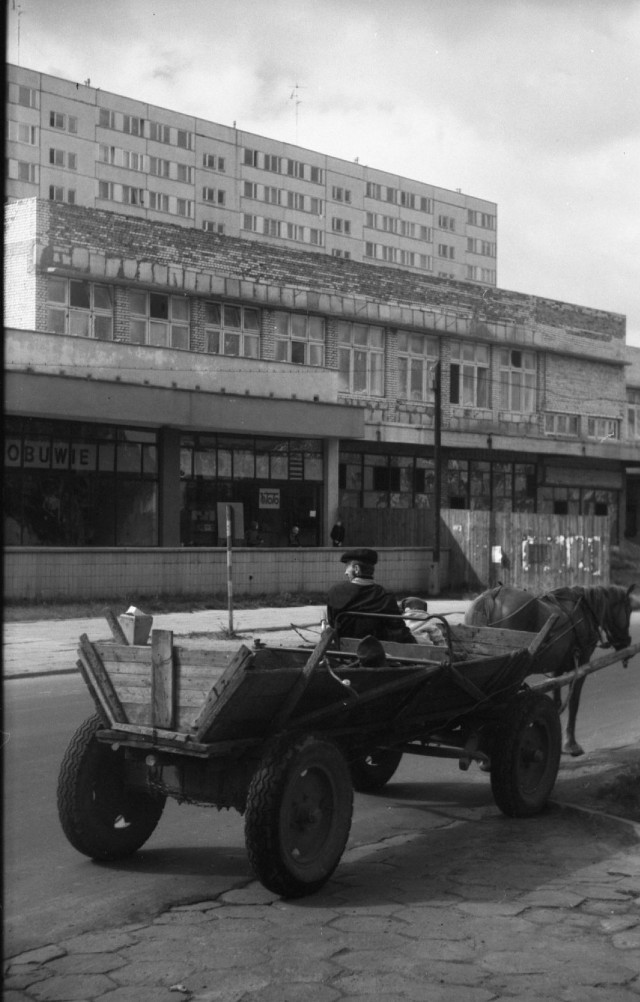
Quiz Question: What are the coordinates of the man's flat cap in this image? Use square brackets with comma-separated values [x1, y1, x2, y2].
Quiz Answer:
[340, 548, 378, 565]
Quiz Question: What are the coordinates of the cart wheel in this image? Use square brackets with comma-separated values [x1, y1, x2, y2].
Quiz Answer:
[350, 748, 403, 792]
[57, 714, 165, 861]
[490, 692, 561, 818]
[245, 734, 353, 898]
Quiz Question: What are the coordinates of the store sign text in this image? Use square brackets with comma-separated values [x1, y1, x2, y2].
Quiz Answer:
[5, 439, 98, 470]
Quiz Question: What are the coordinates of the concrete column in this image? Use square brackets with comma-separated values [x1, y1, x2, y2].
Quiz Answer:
[323, 437, 341, 545]
[158, 427, 181, 546]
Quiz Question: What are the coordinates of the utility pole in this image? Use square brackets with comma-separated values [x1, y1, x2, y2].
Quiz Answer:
[432, 362, 442, 592]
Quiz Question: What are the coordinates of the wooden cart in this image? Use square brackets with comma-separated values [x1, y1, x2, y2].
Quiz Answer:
[57, 612, 639, 898]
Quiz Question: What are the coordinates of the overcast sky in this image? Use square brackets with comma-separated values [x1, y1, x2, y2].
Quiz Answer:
[8, 0, 640, 346]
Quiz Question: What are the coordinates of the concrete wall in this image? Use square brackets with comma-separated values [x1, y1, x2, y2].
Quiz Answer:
[4, 546, 447, 603]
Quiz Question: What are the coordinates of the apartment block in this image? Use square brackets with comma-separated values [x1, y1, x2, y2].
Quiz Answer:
[6, 63, 498, 285]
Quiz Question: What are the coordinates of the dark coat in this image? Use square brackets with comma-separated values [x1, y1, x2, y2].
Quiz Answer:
[326, 580, 416, 643]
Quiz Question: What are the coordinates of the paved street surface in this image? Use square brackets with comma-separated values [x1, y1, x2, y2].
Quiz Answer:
[4, 602, 640, 1001]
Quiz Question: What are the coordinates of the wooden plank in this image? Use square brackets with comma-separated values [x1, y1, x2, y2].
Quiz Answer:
[529, 640, 640, 694]
[192, 645, 255, 742]
[151, 630, 175, 729]
[271, 628, 336, 729]
[103, 608, 129, 645]
[78, 635, 127, 724]
[339, 638, 450, 663]
[450, 624, 539, 649]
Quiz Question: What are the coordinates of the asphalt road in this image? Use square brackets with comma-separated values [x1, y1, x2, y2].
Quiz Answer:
[4, 614, 639, 957]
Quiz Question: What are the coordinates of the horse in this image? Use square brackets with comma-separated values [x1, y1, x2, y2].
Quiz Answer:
[465, 583, 638, 756]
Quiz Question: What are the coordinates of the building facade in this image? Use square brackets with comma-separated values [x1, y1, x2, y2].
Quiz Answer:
[6, 63, 498, 285]
[5, 197, 638, 576]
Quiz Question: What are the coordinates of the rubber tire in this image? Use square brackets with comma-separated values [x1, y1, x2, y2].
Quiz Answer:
[350, 748, 403, 793]
[490, 692, 562, 818]
[57, 714, 165, 860]
[245, 734, 353, 898]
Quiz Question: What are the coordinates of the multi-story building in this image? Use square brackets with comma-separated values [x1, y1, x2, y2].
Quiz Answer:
[5, 66, 638, 602]
[6, 63, 498, 285]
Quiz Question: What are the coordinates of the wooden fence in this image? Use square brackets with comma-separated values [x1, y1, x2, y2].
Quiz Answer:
[440, 511, 610, 592]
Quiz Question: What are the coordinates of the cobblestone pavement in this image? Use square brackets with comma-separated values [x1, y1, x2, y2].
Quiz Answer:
[4, 806, 640, 1002]
[5, 602, 639, 1000]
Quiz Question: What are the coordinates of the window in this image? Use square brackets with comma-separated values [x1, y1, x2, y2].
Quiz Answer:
[242, 214, 281, 236]
[202, 153, 225, 171]
[628, 389, 640, 439]
[331, 217, 351, 234]
[49, 111, 77, 132]
[437, 243, 455, 259]
[264, 153, 280, 172]
[177, 129, 192, 149]
[365, 181, 382, 200]
[397, 333, 438, 402]
[203, 186, 225, 204]
[129, 291, 190, 349]
[98, 107, 116, 129]
[49, 147, 65, 166]
[332, 186, 352, 203]
[399, 191, 415, 209]
[98, 180, 115, 200]
[122, 115, 144, 136]
[99, 144, 116, 164]
[467, 209, 496, 229]
[438, 214, 456, 231]
[467, 237, 496, 256]
[587, 417, 620, 441]
[9, 160, 39, 183]
[202, 220, 225, 234]
[47, 278, 114, 340]
[499, 349, 536, 413]
[544, 413, 579, 437]
[331, 249, 351, 259]
[244, 147, 259, 167]
[176, 198, 192, 217]
[148, 191, 169, 212]
[273, 313, 325, 366]
[49, 185, 76, 204]
[149, 156, 171, 177]
[450, 342, 490, 408]
[337, 322, 384, 396]
[204, 302, 260, 357]
[420, 196, 432, 213]
[122, 150, 144, 171]
[122, 185, 145, 206]
[149, 121, 171, 144]
[15, 84, 38, 108]
[7, 120, 38, 145]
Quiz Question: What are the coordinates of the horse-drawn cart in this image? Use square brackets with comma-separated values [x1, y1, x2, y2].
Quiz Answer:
[57, 611, 639, 898]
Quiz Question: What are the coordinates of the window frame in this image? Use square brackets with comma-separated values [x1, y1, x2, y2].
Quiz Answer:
[272, 312, 325, 367]
[337, 321, 385, 396]
[204, 301, 260, 358]
[498, 348, 536, 413]
[450, 342, 490, 409]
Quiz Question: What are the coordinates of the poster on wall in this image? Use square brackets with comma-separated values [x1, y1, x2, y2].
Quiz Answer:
[259, 488, 280, 509]
[216, 502, 245, 543]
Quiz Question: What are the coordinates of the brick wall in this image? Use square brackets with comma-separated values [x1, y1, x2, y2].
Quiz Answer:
[24, 198, 625, 358]
[3, 546, 445, 602]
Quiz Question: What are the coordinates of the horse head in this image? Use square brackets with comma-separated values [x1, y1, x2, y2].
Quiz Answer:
[597, 584, 637, 651]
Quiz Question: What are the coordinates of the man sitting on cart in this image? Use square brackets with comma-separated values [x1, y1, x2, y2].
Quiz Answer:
[326, 548, 416, 644]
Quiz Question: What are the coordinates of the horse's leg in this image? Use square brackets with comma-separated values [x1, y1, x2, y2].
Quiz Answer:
[563, 675, 586, 757]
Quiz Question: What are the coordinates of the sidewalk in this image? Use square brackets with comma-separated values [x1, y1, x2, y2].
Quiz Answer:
[2, 599, 471, 680]
[5, 799, 640, 1001]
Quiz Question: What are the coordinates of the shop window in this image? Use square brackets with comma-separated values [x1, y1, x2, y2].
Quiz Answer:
[47, 278, 114, 339]
[204, 302, 260, 357]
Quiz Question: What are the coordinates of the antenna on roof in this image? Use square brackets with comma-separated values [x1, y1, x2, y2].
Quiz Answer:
[12, 1, 23, 66]
[289, 83, 305, 144]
